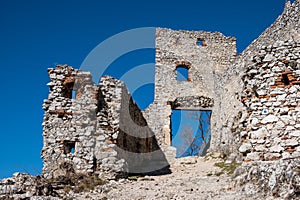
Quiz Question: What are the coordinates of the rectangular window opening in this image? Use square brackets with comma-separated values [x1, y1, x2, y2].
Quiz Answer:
[62, 141, 76, 154]
[197, 38, 206, 46]
[62, 77, 75, 99]
[282, 74, 290, 85]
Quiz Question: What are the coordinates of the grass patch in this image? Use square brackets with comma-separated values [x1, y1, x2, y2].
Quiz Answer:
[128, 175, 141, 181]
[50, 173, 107, 194]
[215, 171, 224, 176]
[72, 174, 107, 193]
[214, 162, 242, 175]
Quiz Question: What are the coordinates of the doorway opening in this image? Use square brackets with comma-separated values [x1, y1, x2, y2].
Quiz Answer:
[171, 110, 211, 157]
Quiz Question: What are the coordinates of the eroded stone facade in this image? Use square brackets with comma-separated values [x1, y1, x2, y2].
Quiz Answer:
[41, 65, 168, 180]
[40, 0, 300, 182]
[239, 40, 300, 162]
[143, 28, 236, 152]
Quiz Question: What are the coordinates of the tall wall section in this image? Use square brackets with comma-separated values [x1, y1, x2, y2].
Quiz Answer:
[233, 30, 300, 200]
[217, 1, 300, 197]
[215, 0, 300, 156]
[239, 40, 300, 162]
[143, 28, 236, 156]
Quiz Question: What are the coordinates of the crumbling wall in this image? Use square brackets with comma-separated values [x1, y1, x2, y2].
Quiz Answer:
[144, 28, 236, 156]
[239, 40, 300, 161]
[223, 1, 300, 198]
[98, 76, 168, 175]
[42, 65, 167, 180]
[215, 0, 300, 157]
[42, 65, 99, 178]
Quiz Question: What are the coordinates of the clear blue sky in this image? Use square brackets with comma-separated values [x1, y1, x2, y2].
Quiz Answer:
[0, 0, 286, 178]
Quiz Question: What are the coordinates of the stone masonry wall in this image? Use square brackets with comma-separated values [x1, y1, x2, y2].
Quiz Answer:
[42, 65, 166, 180]
[99, 76, 168, 175]
[239, 40, 300, 161]
[215, 0, 300, 156]
[224, 1, 300, 198]
[143, 28, 236, 156]
[42, 65, 98, 178]
[2, 1, 300, 198]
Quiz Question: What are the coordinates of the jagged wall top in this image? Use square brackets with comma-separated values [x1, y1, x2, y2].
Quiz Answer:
[240, 0, 300, 60]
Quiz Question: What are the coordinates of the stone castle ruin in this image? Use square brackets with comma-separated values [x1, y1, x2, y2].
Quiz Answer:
[42, 67, 168, 179]
[1, 0, 300, 199]
[40, 28, 238, 180]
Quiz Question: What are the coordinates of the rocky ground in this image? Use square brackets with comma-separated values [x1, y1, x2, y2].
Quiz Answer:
[3, 156, 295, 200]
[105, 156, 238, 200]
[67, 156, 257, 200]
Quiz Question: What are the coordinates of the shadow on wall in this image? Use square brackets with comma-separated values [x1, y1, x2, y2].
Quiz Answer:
[118, 92, 171, 176]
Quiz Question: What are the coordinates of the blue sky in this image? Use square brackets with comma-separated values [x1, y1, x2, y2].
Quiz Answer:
[0, 0, 286, 178]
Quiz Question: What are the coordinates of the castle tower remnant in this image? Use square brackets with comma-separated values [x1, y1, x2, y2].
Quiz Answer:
[143, 28, 237, 157]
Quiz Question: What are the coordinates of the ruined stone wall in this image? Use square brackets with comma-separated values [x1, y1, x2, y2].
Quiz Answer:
[42, 65, 166, 179]
[219, 1, 300, 197]
[42, 65, 99, 178]
[99, 76, 168, 175]
[239, 40, 300, 161]
[93, 76, 127, 179]
[144, 28, 236, 155]
[215, 0, 300, 156]
[3, 1, 300, 198]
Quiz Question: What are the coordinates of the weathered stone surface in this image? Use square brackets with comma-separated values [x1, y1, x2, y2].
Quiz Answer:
[234, 159, 300, 199]
[285, 139, 299, 146]
[245, 152, 261, 161]
[261, 115, 279, 124]
[41, 65, 169, 181]
[250, 127, 268, 139]
[143, 28, 236, 152]
[270, 145, 284, 153]
[239, 143, 252, 153]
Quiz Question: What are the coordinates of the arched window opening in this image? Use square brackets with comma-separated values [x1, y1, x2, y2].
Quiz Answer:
[176, 65, 189, 81]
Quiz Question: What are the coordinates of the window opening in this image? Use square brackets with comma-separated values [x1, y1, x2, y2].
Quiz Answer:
[62, 141, 76, 154]
[197, 38, 206, 46]
[282, 74, 290, 85]
[176, 65, 189, 81]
